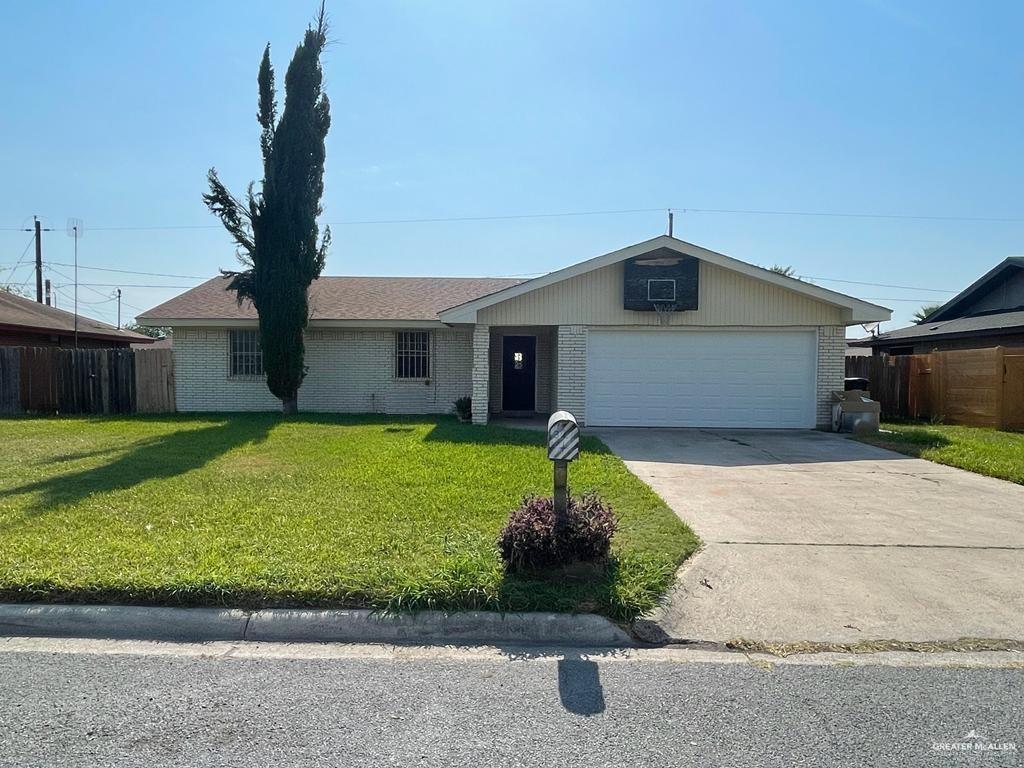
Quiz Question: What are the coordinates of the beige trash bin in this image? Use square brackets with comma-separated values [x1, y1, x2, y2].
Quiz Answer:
[831, 390, 881, 434]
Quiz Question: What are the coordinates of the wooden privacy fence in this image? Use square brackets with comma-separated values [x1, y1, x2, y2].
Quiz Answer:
[846, 347, 1024, 430]
[0, 347, 175, 415]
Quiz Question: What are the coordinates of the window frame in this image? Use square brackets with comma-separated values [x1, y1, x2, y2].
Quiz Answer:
[228, 329, 264, 378]
[395, 330, 431, 380]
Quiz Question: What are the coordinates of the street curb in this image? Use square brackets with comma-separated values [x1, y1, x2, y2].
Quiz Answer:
[0, 604, 635, 647]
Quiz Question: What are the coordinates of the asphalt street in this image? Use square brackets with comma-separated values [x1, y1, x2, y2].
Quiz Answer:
[0, 639, 1021, 767]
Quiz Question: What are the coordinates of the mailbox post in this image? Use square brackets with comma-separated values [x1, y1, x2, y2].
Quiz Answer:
[547, 410, 581, 529]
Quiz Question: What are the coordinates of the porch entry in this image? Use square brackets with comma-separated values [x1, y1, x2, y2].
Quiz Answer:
[501, 335, 536, 411]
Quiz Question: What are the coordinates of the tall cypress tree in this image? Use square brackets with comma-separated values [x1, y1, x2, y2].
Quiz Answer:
[203, 3, 331, 414]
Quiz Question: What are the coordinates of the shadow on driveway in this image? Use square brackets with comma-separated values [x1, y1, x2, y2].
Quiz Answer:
[594, 427, 917, 467]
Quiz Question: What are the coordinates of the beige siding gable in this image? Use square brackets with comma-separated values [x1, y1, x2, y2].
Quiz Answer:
[478, 261, 846, 327]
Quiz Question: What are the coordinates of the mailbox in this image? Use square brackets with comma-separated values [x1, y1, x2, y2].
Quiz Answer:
[547, 411, 580, 523]
[547, 410, 580, 461]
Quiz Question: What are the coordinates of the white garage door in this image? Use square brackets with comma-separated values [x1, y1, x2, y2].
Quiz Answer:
[586, 330, 817, 428]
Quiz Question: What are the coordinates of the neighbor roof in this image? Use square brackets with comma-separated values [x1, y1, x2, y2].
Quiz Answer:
[849, 309, 1024, 347]
[851, 256, 1024, 347]
[138, 276, 525, 325]
[0, 290, 153, 343]
[923, 256, 1024, 323]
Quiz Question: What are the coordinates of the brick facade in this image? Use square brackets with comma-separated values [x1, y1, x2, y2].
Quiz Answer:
[173, 326, 472, 414]
[555, 325, 588, 425]
[816, 325, 846, 428]
[171, 322, 849, 430]
[471, 324, 490, 424]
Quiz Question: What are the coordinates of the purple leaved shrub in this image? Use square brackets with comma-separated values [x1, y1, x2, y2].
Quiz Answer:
[497, 493, 617, 571]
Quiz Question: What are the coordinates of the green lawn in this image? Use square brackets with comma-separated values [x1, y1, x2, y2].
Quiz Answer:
[0, 415, 698, 621]
[856, 422, 1024, 485]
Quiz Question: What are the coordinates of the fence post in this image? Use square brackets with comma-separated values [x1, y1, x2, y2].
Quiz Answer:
[995, 346, 1006, 430]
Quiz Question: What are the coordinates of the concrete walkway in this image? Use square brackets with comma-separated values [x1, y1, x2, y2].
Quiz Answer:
[596, 428, 1024, 644]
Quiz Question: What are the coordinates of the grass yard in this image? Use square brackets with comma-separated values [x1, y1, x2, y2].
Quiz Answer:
[0, 415, 698, 621]
[856, 421, 1024, 485]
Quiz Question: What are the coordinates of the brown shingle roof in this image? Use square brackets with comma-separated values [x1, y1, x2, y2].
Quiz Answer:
[0, 290, 153, 343]
[138, 276, 525, 323]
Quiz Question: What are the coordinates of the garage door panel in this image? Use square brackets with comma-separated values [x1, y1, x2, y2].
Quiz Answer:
[585, 330, 816, 428]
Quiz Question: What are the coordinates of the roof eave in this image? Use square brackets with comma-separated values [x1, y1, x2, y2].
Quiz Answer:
[0, 321, 152, 344]
[139, 317, 449, 329]
[856, 323, 1024, 347]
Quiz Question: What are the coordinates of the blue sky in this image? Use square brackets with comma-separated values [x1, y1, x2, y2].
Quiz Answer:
[2, 1, 1021, 332]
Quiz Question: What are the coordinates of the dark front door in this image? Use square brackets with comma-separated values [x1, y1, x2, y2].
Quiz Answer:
[502, 335, 536, 411]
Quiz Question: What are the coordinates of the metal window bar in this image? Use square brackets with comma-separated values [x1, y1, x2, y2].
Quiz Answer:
[230, 330, 263, 376]
[396, 331, 430, 378]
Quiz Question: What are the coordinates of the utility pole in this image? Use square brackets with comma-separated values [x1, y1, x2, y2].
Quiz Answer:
[34, 218, 43, 302]
[22, 216, 52, 303]
[117, 288, 122, 329]
[44, 279, 52, 306]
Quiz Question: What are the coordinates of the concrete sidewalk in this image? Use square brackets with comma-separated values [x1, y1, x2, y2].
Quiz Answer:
[597, 428, 1024, 645]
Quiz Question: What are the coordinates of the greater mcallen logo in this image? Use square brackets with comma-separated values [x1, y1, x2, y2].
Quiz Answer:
[932, 730, 1017, 754]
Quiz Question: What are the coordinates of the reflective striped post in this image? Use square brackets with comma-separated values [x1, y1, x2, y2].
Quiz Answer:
[547, 411, 581, 529]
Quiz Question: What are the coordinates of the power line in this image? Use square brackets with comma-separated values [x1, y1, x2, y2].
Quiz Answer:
[45, 262, 210, 279]
[72, 208, 666, 231]
[7, 203, 1024, 232]
[674, 206, 1024, 223]
[3, 235, 36, 284]
[46, 265, 117, 304]
[0, 260, 211, 280]
[53, 289, 117, 307]
[73, 282, 195, 288]
[860, 297, 951, 303]
[800, 275, 956, 293]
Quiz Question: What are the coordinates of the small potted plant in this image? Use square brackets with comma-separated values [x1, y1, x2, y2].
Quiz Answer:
[453, 396, 472, 423]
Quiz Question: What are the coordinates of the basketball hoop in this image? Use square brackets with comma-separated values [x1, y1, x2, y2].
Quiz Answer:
[652, 301, 677, 326]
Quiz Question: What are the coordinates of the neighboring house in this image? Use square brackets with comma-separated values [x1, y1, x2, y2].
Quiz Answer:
[846, 342, 872, 357]
[132, 334, 172, 351]
[0, 290, 153, 349]
[138, 235, 889, 428]
[850, 257, 1024, 356]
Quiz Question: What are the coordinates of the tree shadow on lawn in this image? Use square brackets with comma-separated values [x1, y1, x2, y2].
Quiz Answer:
[861, 425, 953, 457]
[1, 416, 274, 518]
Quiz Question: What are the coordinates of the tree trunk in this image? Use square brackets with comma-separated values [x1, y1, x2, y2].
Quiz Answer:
[281, 395, 298, 415]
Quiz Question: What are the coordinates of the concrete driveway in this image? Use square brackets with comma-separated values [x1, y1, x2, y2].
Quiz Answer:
[595, 429, 1024, 645]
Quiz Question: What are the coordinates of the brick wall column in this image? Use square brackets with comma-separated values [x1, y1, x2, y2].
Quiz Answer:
[555, 325, 588, 425]
[816, 325, 846, 429]
[471, 324, 490, 424]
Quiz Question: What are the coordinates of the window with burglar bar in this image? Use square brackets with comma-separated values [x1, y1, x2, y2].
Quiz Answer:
[395, 331, 430, 378]
[229, 329, 264, 377]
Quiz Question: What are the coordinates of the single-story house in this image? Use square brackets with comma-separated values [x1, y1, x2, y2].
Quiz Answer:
[0, 290, 153, 348]
[850, 257, 1024, 356]
[138, 235, 890, 428]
